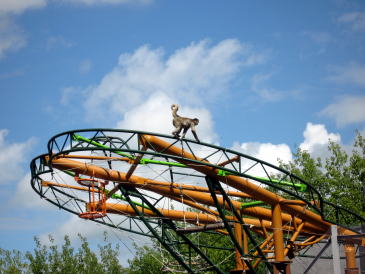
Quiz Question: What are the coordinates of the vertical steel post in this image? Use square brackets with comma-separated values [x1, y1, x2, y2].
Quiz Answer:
[331, 225, 341, 274]
[272, 203, 291, 273]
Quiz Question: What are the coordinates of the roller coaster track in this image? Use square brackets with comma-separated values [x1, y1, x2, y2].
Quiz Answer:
[30, 129, 365, 273]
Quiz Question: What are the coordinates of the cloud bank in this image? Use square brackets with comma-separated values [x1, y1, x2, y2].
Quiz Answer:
[0, 0, 46, 14]
[82, 39, 260, 120]
[299, 122, 340, 155]
[321, 95, 365, 127]
[338, 12, 365, 32]
[327, 63, 365, 87]
[0, 16, 26, 58]
[61, 0, 151, 5]
[67, 39, 266, 142]
[232, 122, 341, 168]
[0, 129, 35, 185]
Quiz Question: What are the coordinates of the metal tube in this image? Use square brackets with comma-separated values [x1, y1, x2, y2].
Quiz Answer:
[272, 203, 285, 262]
[140, 134, 329, 231]
[331, 225, 342, 274]
[344, 244, 358, 273]
[234, 222, 244, 271]
[284, 222, 305, 256]
[49, 156, 326, 235]
[105, 202, 218, 223]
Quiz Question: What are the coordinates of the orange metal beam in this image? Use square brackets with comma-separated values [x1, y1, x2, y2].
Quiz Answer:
[253, 235, 274, 268]
[105, 203, 219, 224]
[272, 203, 285, 262]
[57, 155, 253, 199]
[41, 181, 95, 192]
[47, 156, 325, 234]
[102, 202, 291, 232]
[42, 179, 311, 233]
[233, 222, 244, 272]
[139, 135, 331, 231]
[284, 222, 305, 256]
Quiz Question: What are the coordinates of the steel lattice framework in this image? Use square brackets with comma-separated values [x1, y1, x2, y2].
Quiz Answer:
[30, 129, 365, 273]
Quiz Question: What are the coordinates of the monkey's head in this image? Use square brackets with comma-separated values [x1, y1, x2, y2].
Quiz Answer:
[171, 104, 179, 111]
[193, 118, 199, 125]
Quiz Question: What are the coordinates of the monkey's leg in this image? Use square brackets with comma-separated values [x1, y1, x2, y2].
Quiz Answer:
[192, 130, 200, 142]
[181, 127, 189, 139]
[172, 127, 182, 138]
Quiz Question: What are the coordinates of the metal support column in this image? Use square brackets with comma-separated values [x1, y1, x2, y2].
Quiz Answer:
[272, 203, 291, 274]
[331, 225, 342, 274]
[272, 203, 285, 262]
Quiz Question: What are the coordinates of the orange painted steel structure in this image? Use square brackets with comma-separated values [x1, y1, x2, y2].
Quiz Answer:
[46, 153, 357, 271]
[48, 156, 325, 235]
[31, 130, 364, 273]
[137, 134, 363, 272]
[139, 135, 333, 232]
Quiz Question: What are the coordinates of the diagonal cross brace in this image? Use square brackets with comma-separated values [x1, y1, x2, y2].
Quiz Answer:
[118, 184, 225, 274]
[205, 176, 273, 274]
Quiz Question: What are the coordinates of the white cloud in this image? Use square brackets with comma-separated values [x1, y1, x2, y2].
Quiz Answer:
[230, 123, 343, 171]
[250, 72, 301, 102]
[42, 215, 104, 242]
[0, 16, 26, 58]
[0, 0, 148, 59]
[327, 63, 365, 87]
[338, 12, 365, 32]
[83, 39, 262, 121]
[321, 95, 365, 127]
[0, 0, 150, 13]
[0, 129, 36, 184]
[250, 73, 284, 101]
[12, 173, 53, 209]
[231, 140, 292, 179]
[46, 35, 75, 50]
[61, 86, 80, 105]
[232, 141, 292, 167]
[0, 0, 46, 14]
[61, 0, 151, 6]
[299, 122, 341, 154]
[303, 31, 332, 44]
[116, 92, 172, 133]
[0, 0, 46, 59]
[228, 123, 343, 179]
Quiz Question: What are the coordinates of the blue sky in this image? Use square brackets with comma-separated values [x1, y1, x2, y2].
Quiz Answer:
[1, 0, 365, 264]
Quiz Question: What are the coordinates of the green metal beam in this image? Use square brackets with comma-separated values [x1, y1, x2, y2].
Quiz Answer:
[73, 133, 307, 192]
[241, 201, 266, 209]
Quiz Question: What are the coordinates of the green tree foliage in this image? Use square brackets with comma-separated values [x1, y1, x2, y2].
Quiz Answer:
[126, 243, 164, 274]
[0, 232, 125, 273]
[279, 132, 365, 220]
[0, 248, 27, 273]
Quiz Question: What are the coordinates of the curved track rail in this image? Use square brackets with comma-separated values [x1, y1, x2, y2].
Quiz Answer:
[30, 129, 365, 273]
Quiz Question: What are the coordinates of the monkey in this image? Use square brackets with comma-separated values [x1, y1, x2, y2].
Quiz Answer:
[171, 104, 200, 142]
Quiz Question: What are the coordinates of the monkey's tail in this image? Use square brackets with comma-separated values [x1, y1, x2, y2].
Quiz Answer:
[171, 104, 179, 118]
